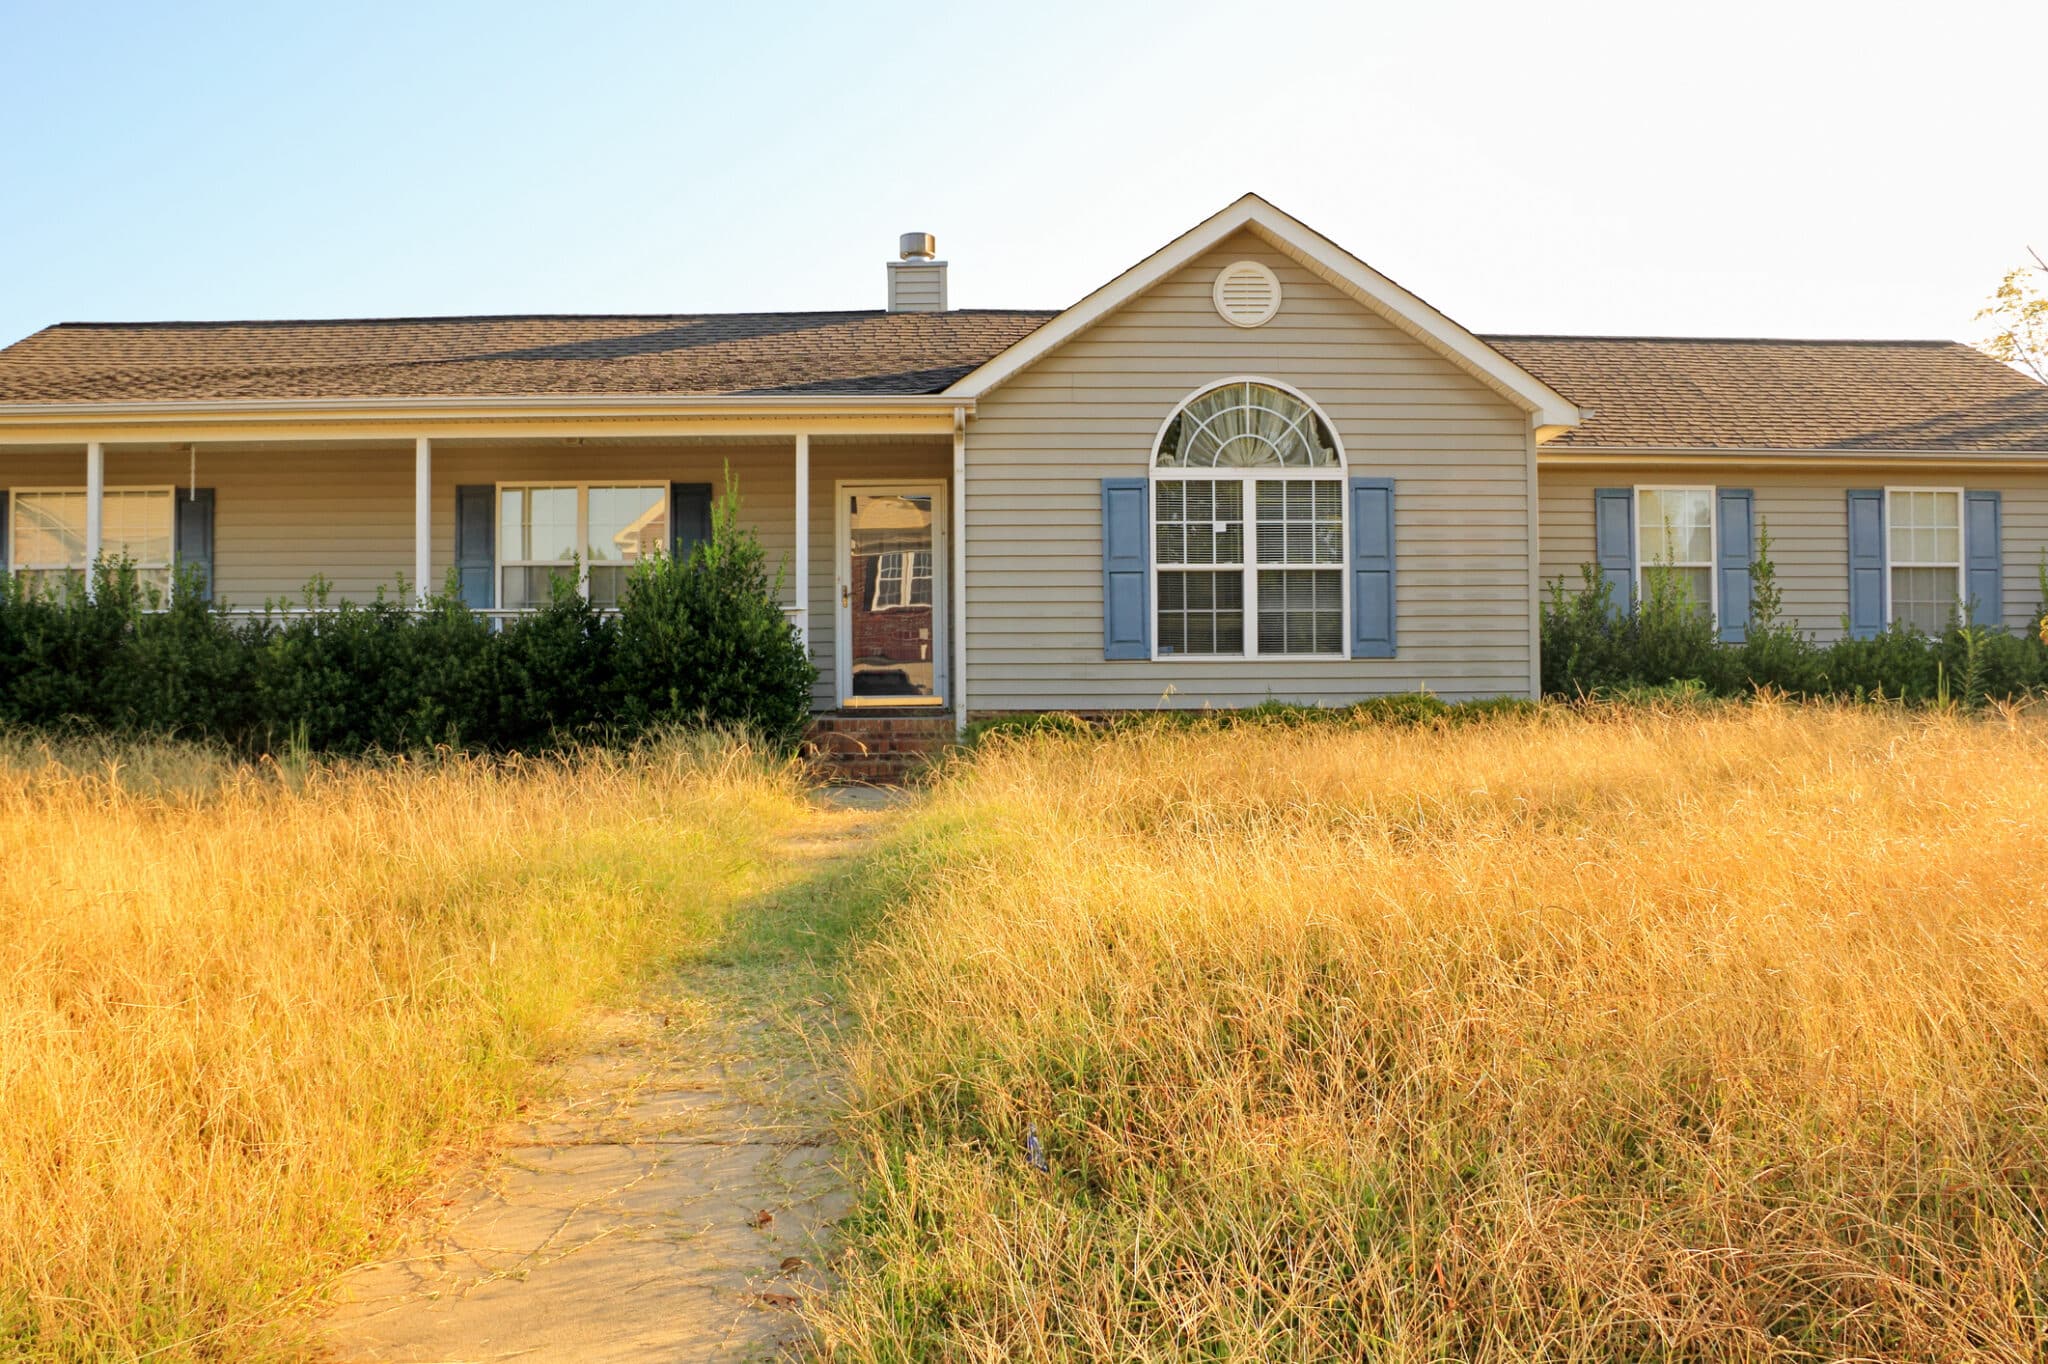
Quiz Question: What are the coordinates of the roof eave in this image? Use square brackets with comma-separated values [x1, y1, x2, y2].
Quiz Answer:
[0, 391, 979, 444]
[1538, 442, 2048, 467]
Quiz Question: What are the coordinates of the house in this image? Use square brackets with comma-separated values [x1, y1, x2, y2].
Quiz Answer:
[3, 194, 2046, 734]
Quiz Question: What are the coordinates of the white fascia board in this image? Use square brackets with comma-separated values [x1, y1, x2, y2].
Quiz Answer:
[1538, 444, 2048, 469]
[0, 392, 973, 421]
[944, 193, 1583, 433]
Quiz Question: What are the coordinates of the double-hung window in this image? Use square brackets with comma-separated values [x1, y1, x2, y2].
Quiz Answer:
[1886, 487, 1963, 634]
[1152, 380, 1346, 658]
[867, 549, 935, 610]
[498, 483, 668, 608]
[1635, 487, 1715, 618]
[7, 487, 175, 598]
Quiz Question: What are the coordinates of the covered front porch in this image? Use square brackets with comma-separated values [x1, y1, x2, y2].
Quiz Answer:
[0, 399, 972, 721]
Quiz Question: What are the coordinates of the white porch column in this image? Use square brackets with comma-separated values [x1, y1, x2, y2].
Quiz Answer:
[792, 432, 810, 648]
[952, 410, 968, 733]
[413, 436, 432, 606]
[83, 441, 104, 601]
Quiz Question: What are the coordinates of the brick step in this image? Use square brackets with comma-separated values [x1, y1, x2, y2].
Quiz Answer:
[804, 711, 956, 785]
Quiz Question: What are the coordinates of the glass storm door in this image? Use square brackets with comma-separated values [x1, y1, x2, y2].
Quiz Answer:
[836, 484, 946, 706]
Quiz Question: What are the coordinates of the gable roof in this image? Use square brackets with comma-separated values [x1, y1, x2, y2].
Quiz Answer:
[943, 193, 1586, 435]
[0, 310, 1056, 405]
[1, 207, 2045, 456]
[1488, 336, 2048, 452]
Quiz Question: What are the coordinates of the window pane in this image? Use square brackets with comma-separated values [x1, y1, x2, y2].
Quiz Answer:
[1891, 566, 1958, 634]
[1255, 478, 1343, 565]
[12, 492, 86, 567]
[501, 564, 573, 609]
[1256, 568, 1343, 655]
[16, 568, 82, 600]
[1157, 569, 1244, 655]
[1637, 489, 1712, 567]
[501, 487, 577, 562]
[1889, 490, 1960, 565]
[587, 486, 666, 563]
[1161, 382, 1340, 469]
[99, 490, 173, 566]
[1640, 564, 1714, 618]
[587, 564, 626, 607]
[1154, 479, 1243, 569]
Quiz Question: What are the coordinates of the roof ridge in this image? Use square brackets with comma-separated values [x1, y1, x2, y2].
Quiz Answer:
[43, 308, 1064, 331]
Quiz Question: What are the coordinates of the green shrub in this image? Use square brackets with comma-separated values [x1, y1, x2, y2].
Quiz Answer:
[0, 484, 814, 754]
[0, 564, 135, 731]
[1540, 566, 1631, 695]
[612, 481, 816, 749]
[118, 567, 259, 739]
[1542, 518, 2048, 705]
[489, 575, 620, 748]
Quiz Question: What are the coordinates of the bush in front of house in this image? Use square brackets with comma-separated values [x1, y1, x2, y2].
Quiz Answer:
[1541, 522, 2048, 704]
[0, 488, 817, 754]
[613, 483, 816, 748]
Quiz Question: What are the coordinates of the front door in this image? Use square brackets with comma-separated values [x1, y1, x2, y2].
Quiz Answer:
[835, 482, 946, 706]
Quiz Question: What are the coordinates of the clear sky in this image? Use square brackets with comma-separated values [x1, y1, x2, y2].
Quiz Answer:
[2, 0, 2041, 350]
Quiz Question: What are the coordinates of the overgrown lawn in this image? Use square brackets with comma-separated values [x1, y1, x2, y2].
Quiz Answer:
[0, 733, 806, 1362]
[824, 703, 2048, 1361]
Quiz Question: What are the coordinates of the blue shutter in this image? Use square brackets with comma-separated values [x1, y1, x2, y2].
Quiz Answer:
[1594, 488, 1635, 611]
[670, 482, 713, 562]
[1101, 477, 1150, 660]
[1715, 487, 1753, 643]
[1846, 489, 1885, 639]
[454, 485, 494, 608]
[1965, 490, 2002, 628]
[1349, 477, 1395, 658]
[173, 488, 215, 601]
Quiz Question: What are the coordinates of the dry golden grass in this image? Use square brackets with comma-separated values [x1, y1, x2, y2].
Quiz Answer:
[825, 703, 2048, 1361]
[0, 732, 807, 1362]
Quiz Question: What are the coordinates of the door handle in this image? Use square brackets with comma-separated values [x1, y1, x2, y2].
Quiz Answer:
[841, 583, 851, 607]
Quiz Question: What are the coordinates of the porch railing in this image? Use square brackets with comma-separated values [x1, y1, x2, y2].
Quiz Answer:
[205, 603, 809, 639]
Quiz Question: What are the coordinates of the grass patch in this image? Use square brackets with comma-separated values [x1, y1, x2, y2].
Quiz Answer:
[0, 730, 807, 1362]
[823, 702, 2048, 1361]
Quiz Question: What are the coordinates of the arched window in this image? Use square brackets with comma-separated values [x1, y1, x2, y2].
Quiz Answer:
[1149, 380, 1348, 657]
[1156, 380, 1340, 469]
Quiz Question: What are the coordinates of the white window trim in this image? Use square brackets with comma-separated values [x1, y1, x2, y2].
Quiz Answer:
[1633, 484, 1718, 623]
[493, 481, 669, 608]
[1882, 485, 1966, 629]
[7, 485, 178, 592]
[1147, 377, 1351, 662]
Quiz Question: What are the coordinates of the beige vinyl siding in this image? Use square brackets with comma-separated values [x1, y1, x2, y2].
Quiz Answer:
[1539, 466, 2048, 639]
[0, 446, 414, 604]
[964, 231, 1538, 709]
[886, 262, 946, 312]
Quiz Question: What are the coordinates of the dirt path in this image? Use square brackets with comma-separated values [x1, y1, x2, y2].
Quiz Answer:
[325, 787, 899, 1363]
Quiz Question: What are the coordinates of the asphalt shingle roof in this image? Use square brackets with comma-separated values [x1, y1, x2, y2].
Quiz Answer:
[0, 311, 1058, 403]
[1484, 335, 2048, 452]
[3, 312, 2046, 453]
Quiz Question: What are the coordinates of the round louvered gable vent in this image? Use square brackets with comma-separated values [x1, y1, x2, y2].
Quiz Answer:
[1212, 261, 1281, 328]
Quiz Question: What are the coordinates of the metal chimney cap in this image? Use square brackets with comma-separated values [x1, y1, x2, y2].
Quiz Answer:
[899, 232, 936, 261]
